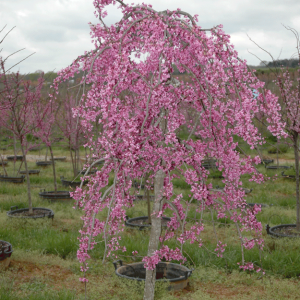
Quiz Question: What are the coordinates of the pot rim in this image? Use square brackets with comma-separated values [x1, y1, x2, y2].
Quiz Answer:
[247, 203, 269, 208]
[266, 165, 291, 169]
[6, 207, 54, 219]
[0, 175, 25, 179]
[0, 240, 13, 260]
[268, 224, 299, 238]
[125, 216, 171, 228]
[114, 261, 193, 282]
[60, 176, 88, 187]
[19, 170, 40, 174]
[39, 190, 71, 199]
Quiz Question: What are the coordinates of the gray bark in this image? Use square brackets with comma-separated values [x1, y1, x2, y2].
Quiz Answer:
[20, 144, 33, 214]
[145, 173, 151, 224]
[13, 132, 17, 175]
[0, 153, 8, 176]
[49, 146, 57, 192]
[143, 169, 165, 300]
[277, 139, 279, 167]
[293, 133, 300, 231]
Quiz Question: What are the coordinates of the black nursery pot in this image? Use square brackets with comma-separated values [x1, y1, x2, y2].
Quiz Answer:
[0, 240, 13, 261]
[36, 161, 54, 167]
[78, 169, 97, 175]
[266, 165, 291, 170]
[39, 190, 71, 202]
[60, 176, 88, 188]
[125, 216, 171, 229]
[7, 206, 54, 219]
[20, 169, 40, 175]
[266, 224, 300, 238]
[6, 155, 24, 161]
[0, 175, 25, 183]
[247, 203, 269, 208]
[281, 171, 295, 179]
[261, 159, 274, 165]
[50, 157, 67, 161]
[113, 260, 193, 291]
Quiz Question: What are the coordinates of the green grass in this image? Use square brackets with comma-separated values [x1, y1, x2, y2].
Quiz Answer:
[1, 139, 300, 298]
[0, 277, 80, 300]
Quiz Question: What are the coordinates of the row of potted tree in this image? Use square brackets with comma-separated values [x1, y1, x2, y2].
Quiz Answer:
[0, 41, 89, 216]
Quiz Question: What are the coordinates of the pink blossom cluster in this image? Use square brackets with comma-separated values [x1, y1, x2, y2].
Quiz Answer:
[237, 262, 265, 274]
[214, 241, 227, 258]
[143, 246, 186, 270]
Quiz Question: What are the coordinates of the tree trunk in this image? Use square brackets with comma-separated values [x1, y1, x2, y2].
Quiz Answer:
[20, 144, 33, 214]
[85, 147, 88, 165]
[16, 158, 24, 176]
[45, 146, 48, 161]
[69, 144, 75, 177]
[0, 154, 8, 176]
[277, 140, 279, 167]
[13, 132, 17, 175]
[293, 133, 300, 231]
[49, 146, 57, 192]
[143, 169, 165, 300]
[147, 188, 151, 225]
[75, 147, 80, 175]
[144, 173, 151, 224]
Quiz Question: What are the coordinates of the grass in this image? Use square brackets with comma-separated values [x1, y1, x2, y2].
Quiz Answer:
[1, 140, 300, 299]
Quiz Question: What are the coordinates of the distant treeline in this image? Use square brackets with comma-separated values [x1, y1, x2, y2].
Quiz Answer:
[254, 67, 298, 76]
[21, 60, 297, 84]
[24, 71, 58, 83]
[23, 70, 85, 83]
[265, 58, 299, 68]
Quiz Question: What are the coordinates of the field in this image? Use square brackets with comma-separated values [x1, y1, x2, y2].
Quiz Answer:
[1, 139, 300, 300]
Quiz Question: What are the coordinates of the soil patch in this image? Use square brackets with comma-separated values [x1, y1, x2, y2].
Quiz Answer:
[5, 260, 85, 293]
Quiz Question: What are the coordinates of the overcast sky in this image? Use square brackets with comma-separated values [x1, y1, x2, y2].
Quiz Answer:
[1, 0, 300, 74]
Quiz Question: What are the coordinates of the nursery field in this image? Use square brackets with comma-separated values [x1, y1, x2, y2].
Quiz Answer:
[1, 143, 300, 300]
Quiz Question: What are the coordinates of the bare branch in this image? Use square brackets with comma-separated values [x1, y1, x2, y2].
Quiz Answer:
[3, 48, 26, 63]
[0, 26, 15, 44]
[247, 34, 277, 63]
[88, 183, 115, 250]
[6, 52, 35, 73]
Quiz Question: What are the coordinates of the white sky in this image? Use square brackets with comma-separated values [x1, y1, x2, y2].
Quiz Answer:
[1, 0, 300, 74]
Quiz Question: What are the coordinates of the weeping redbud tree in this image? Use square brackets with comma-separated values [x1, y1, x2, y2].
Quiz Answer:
[54, 1, 284, 299]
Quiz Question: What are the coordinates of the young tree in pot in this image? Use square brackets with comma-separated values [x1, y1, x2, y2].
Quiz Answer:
[56, 93, 86, 178]
[33, 96, 60, 193]
[250, 26, 300, 232]
[54, 1, 285, 299]
[0, 66, 44, 212]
